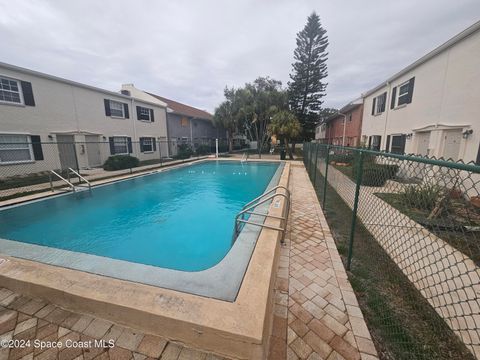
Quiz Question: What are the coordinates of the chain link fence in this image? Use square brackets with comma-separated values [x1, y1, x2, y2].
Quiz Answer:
[304, 142, 480, 360]
[0, 139, 232, 201]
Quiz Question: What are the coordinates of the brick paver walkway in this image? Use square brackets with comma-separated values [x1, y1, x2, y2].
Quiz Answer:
[270, 164, 377, 360]
[0, 287, 227, 360]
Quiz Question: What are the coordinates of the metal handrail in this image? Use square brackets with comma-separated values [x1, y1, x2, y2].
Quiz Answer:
[242, 185, 290, 210]
[68, 168, 91, 191]
[233, 187, 291, 244]
[49, 170, 76, 192]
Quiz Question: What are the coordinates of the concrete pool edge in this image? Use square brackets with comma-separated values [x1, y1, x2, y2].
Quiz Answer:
[0, 159, 284, 301]
[0, 160, 291, 359]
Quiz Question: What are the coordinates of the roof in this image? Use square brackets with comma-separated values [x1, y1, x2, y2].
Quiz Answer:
[324, 98, 363, 123]
[147, 93, 213, 120]
[0, 62, 165, 108]
[362, 20, 480, 98]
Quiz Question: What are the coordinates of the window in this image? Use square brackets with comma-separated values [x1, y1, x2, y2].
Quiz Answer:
[113, 137, 128, 154]
[180, 117, 189, 127]
[390, 134, 406, 154]
[369, 135, 382, 151]
[136, 106, 154, 122]
[140, 137, 155, 152]
[0, 134, 33, 164]
[392, 77, 415, 108]
[0, 77, 22, 104]
[372, 92, 386, 115]
[110, 101, 125, 118]
[397, 81, 410, 106]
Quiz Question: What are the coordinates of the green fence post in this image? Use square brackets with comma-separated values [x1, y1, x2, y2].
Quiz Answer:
[322, 145, 330, 209]
[313, 143, 319, 187]
[347, 149, 364, 271]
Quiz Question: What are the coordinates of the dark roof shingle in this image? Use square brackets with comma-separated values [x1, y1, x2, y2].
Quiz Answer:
[147, 93, 213, 120]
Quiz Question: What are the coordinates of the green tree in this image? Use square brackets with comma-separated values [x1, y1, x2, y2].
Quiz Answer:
[268, 110, 301, 159]
[288, 12, 329, 143]
[213, 87, 238, 152]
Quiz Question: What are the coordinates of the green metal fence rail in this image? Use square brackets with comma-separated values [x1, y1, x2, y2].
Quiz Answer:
[304, 142, 480, 360]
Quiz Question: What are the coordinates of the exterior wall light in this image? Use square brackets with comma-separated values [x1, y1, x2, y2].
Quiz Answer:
[462, 129, 473, 139]
[406, 133, 413, 140]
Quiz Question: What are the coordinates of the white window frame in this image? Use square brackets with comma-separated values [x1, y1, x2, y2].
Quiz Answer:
[139, 107, 151, 122]
[109, 100, 125, 118]
[0, 134, 34, 164]
[113, 136, 128, 155]
[374, 94, 385, 115]
[141, 137, 154, 153]
[0, 76, 24, 105]
[396, 81, 410, 107]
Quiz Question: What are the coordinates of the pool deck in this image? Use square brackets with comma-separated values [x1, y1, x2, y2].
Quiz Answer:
[268, 163, 377, 360]
[0, 161, 377, 359]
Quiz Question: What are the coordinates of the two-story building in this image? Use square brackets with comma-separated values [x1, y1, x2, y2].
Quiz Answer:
[121, 84, 226, 156]
[361, 21, 480, 162]
[0, 62, 170, 176]
[316, 99, 363, 147]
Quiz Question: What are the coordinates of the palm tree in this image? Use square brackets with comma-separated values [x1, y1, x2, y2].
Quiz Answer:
[268, 110, 301, 159]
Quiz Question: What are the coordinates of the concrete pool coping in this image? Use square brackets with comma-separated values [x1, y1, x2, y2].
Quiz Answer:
[0, 159, 291, 359]
[0, 159, 285, 301]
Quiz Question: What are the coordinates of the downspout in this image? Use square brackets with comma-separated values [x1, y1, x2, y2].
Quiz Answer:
[383, 82, 391, 150]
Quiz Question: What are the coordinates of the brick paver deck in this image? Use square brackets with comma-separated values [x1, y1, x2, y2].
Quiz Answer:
[0, 287, 228, 360]
[269, 163, 377, 360]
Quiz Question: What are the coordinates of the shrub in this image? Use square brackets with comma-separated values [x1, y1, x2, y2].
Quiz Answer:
[195, 145, 211, 156]
[402, 183, 443, 211]
[355, 164, 399, 186]
[103, 155, 139, 171]
[175, 144, 194, 159]
[330, 153, 354, 165]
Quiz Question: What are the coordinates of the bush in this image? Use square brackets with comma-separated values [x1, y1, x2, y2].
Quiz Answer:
[402, 183, 443, 211]
[175, 144, 194, 159]
[103, 155, 139, 171]
[195, 145, 211, 156]
[330, 153, 354, 165]
[355, 164, 399, 186]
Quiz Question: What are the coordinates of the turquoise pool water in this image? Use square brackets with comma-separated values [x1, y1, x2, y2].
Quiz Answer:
[0, 161, 279, 271]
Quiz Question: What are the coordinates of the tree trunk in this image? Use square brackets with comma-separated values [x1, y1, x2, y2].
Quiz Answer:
[227, 130, 233, 152]
[291, 143, 297, 158]
[286, 139, 294, 160]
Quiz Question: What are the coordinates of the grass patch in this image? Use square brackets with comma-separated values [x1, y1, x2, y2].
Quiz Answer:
[311, 170, 474, 360]
[376, 192, 480, 266]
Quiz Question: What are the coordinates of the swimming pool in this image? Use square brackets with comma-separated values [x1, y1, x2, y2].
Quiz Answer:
[0, 160, 283, 300]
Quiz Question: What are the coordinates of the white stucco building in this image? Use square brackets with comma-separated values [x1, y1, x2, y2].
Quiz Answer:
[0, 62, 169, 176]
[361, 21, 480, 164]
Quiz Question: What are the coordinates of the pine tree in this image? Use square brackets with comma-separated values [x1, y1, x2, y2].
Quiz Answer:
[288, 12, 329, 141]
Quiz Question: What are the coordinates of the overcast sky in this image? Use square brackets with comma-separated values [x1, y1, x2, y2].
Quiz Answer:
[0, 0, 479, 112]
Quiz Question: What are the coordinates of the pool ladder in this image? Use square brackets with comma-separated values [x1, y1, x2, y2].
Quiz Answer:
[233, 185, 291, 244]
[49, 168, 92, 193]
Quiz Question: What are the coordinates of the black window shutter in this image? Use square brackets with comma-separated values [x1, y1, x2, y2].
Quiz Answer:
[109, 137, 115, 154]
[124, 104, 130, 119]
[390, 87, 397, 109]
[20, 81, 35, 106]
[152, 138, 157, 151]
[104, 100, 111, 116]
[476, 143, 480, 165]
[381, 92, 387, 112]
[136, 106, 141, 120]
[407, 77, 415, 104]
[368, 136, 372, 148]
[139, 137, 145, 152]
[386, 135, 391, 152]
[150, 109, 155, 122]
[371, 98, 376, 115]
[127, 137, 132, 153]
[30, 135, 43, 160]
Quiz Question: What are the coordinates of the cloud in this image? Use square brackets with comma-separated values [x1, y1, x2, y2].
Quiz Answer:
[0, 0, 479, 112]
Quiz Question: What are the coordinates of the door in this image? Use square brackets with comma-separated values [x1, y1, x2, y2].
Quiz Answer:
[416, 132, 430, 156]
[442, 130, 462, 161]
[85, 135, 101, 167]
[56, 135, 77, 170]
